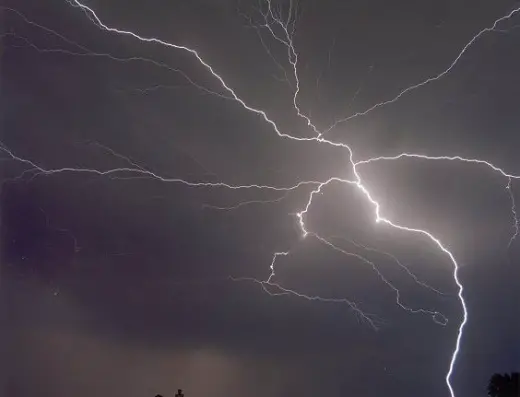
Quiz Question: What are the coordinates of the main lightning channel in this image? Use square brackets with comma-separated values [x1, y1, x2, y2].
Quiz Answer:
[506, 178, 519, 248]
[352, 161, 467, 397]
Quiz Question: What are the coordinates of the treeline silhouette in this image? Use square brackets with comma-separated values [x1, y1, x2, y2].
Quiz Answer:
[488, 372, 520, 397]
[153, 373, 519, 397]
[156, 390, 184, 397]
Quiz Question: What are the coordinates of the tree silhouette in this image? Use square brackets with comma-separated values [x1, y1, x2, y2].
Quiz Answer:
[153, 389, 183, 397]
[488, 372, 520, 397]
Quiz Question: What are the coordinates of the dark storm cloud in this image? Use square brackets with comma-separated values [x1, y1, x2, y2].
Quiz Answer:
[2, 0, 520, 396]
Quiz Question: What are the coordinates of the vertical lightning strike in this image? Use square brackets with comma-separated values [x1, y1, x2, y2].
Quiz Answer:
[506, 178, 519, 248]
[351, 160, 467, 397]
[267, 251, 290, 283]
[351, 152, 520, 396]
[7, 2, 520, 397]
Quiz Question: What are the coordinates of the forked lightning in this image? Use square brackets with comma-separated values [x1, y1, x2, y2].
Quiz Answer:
[3, 2, 520, 397]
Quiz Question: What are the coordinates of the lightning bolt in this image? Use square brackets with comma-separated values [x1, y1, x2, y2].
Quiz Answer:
[230, 275, 383, 329]
[313, 232, 448, 326]
[506, 178, 519, 248]
[4, 2, 520, 397]
[201, 191, 291, 211]
[1, 8, 230, 100]
[0, 143, 322, 192]
[355, 153, 520, 249]
[321, 5, 520, 137]
[85, 141, 150, 172]
[330, 236, 448, 296]
[258, 0, 322, 136]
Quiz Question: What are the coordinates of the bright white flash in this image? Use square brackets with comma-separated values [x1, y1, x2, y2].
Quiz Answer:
[3, 3, 520, 397]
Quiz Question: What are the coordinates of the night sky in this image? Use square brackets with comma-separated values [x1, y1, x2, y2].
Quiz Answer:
[1, 1, 520, 396]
